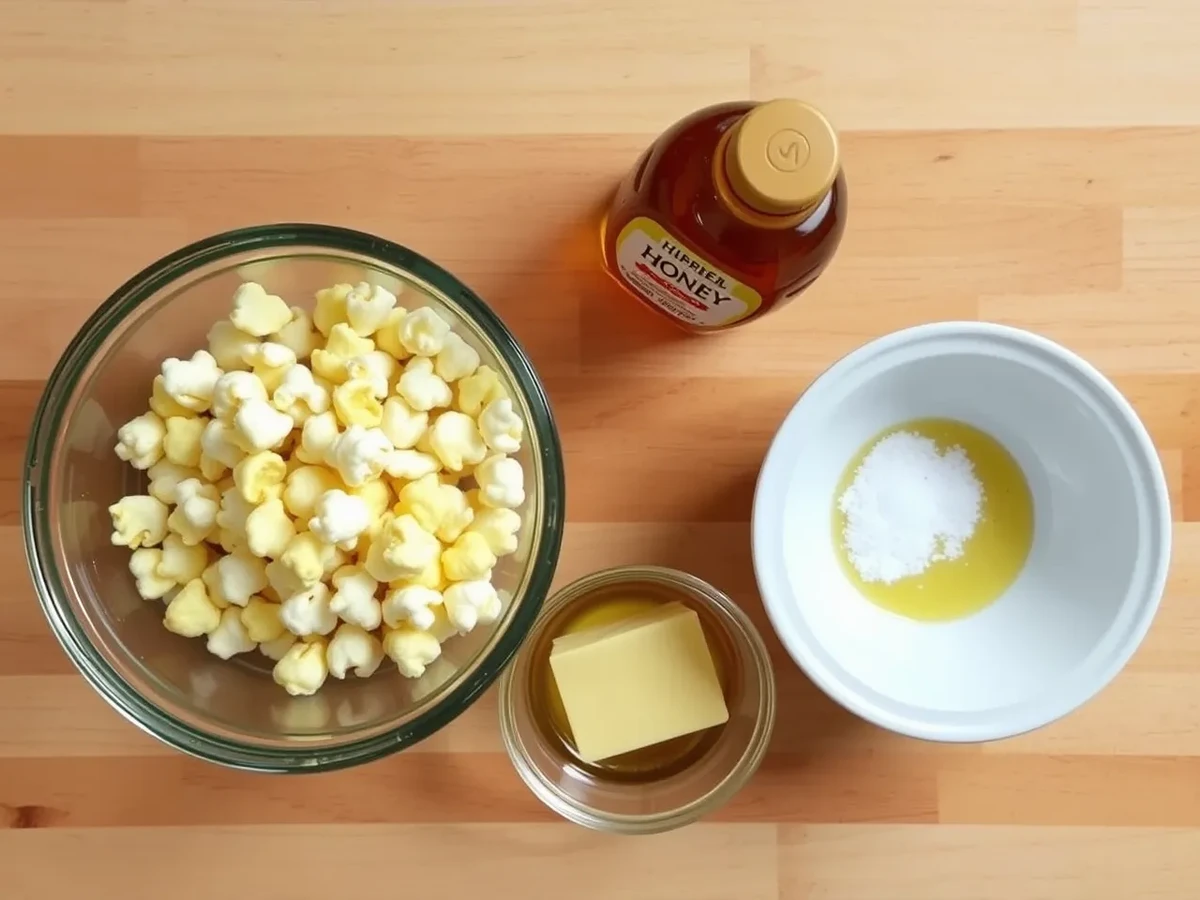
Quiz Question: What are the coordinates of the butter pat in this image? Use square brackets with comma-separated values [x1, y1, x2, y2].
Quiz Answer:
[549, 602, 729, 763]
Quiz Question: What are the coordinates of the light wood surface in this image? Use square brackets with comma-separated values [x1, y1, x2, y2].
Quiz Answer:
[4, 1, 1200, 897]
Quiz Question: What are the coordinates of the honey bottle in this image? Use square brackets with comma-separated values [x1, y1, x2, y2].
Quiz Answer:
[600, 99, 846, 333]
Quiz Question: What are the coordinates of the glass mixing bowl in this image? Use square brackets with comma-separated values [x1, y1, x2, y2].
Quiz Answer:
[23, 224, 565, 772]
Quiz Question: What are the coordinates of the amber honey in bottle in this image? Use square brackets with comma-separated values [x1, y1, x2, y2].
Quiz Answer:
[526, 578, 738, 784]
[600, 99, 847, 333]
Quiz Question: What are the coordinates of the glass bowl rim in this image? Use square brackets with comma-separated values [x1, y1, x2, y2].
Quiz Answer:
[498, 565, 777, 834]
[22, 222, 566, 773]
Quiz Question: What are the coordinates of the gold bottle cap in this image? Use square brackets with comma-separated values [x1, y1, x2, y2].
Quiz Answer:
[724, 99, 839, 216]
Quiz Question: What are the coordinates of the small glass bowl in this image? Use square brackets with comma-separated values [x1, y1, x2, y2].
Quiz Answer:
[23, 224, 565, 772]
[498, 566, 776, 835]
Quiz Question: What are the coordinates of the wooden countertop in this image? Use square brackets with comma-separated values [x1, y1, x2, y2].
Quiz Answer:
[4, 1, 1200, 897]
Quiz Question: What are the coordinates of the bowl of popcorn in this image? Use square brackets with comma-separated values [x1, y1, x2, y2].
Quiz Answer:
[23, 224, 565, 771]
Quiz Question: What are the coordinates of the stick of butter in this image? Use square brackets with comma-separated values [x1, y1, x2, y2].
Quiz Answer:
[549, 601, 729, 763]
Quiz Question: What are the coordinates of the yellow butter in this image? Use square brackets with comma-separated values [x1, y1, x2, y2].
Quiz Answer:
[549, 602, 729, 763]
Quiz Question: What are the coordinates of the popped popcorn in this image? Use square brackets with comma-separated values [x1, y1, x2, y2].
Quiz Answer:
[383, 625, 442, 678]
[397, 356, 452, 412]
[379, 396, 428, 449]
[382, 584, 442, 631]
[279, 583, 337, 637]
[327, 624, 385, 679]
[160, 350, 222, 413]
[427, 410, 488, 472]
[164, 579, 222, 637]
[162, 415, 206, 468]
[110, 495, 169, 548]
[115, 412, 166, 470]
[309, 489, 370, 550]
[435, 331, 480, 382]
[273, 638, 329, 696]
[231, 282, 292, 336]
[129, 548, 176, 600]
[345, 282, 399, 337]
[329, 566, 382, 630]
[399, 306, 451, 357]
[271, 306, 321, 359]
[443, 580, 503, 634]
[207, 608, 257, 659]
[476, 454, 526, 509]
[111, 279, 529, 695]
[478, 398, 524, 454]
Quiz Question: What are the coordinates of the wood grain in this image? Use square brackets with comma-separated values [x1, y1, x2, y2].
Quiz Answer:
[4, 0, 1200, 897]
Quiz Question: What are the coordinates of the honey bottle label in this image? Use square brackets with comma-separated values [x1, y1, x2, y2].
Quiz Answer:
[614, 217, 762, 328]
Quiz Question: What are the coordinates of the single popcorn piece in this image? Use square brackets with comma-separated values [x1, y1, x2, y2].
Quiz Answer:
[455, 365, 507, 417]
[163, 415, 206, 468]
[373, 308, 410, 360]
[296, 411, 340, 466]
[280, 531, 343, 589]
[160, 350, 222, 414]
[167, 478, 220, 545]
[435, 331, 480, 382]
[129, 548, 175, 600]
[260, 632, 298, 662]
[441, 532, 497, 582]
[206, 607, 257, 659]
[443, 579, 502, 634]
[311, 323, 375, 384]
[379, 396, 428, 450]
[313, 283, 352, 336]
[147, 460, 199, 511]
[400, 306, 451, 357]
[272, 363, 330, 424]
[327, 623, 385, 679]
[273, 638, 329, 696]
[207, 320, 258, 372]
[115, 411, 166, 470]
[201, 417, 248, 472]
[230, 282, 292, 337]
[214, 550, 269, 607]
[382, 584, 442, 631]
[157, 533, 209, 584]
[241, 596, 287, 642]
[364, 514, 442, 582]
[383, 449, 440, 482]
[345, 282, 399, 337]
[110, 495, 169, 548]
[467, 506, 522, 557]
[350, 479, 392, 523]
[427, 410, 488, 472]
[280, 582, 337, 637]
[332, 378, 384, 428]
[163, 578, 222, 637]
[210, 370, 268, 420]
[217, 486, 255, 543]
[271, 307, 321, 360]
[330, 424, 392, 487]
[397, 474, 474, 543]
[309, 489, 370, 550]
[282, 464, 340, 519]
[329, 566, 382, 630]
[242, 341, 297, 393]
[346, 350, 397, 399]
[476, 454, 526, 509]
[478, 397, 524, 454]
[234, 451, 287, 503]
[397, 356, 452, 412]
[383, 625, 442, 678]
[150, 374, 194, 419]
[234, 398, 294, 452]
[245, 497, 297, 559]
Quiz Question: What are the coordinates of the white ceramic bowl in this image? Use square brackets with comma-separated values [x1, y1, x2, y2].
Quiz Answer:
[753, 322, 1171, 742]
